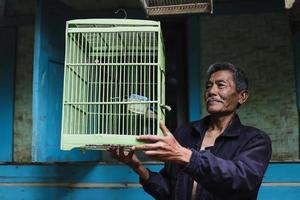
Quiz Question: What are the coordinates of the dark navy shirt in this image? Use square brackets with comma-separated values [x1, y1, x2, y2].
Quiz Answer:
[141, 115, 272, 200]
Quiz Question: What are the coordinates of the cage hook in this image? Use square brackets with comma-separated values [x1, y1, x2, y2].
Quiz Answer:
[115, 8, 127, 19]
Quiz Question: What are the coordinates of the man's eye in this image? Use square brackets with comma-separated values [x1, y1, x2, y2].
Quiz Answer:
[218, 84, 226, 88]
[206, 84, 212, 89]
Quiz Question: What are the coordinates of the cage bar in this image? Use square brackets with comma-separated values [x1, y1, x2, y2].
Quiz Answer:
[140, 0, 213, 16]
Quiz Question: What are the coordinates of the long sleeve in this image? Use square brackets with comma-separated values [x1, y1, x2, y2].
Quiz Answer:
[140, 163, 172, 200]
[183, 133, 272, 196]
[140, 127, 189, 200]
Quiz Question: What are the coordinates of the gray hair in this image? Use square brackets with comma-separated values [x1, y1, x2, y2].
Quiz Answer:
[207, 62, 248, 92]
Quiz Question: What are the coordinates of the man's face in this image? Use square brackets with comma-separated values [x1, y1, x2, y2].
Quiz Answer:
[204, 70, 241, 114]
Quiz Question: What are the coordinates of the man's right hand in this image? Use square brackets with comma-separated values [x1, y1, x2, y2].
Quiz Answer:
[108, 147, 150, 181]
[109, 147, 141, 170]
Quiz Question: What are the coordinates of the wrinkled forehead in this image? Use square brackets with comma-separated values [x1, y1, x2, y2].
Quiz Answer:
[207, 70, 235, 83]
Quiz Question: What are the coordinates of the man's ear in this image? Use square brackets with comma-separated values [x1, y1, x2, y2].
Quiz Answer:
[238, 90, 249, 105]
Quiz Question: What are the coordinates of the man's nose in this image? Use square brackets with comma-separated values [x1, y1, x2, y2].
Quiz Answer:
[207, 84, 218, 96]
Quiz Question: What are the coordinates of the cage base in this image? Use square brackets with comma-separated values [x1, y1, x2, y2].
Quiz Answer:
[61, 133, 162, 151]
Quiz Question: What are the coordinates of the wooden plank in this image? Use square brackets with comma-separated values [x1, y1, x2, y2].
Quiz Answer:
[258, 186, 300, 200]
[0, 187, 154, 200]
[0, 163, 300, 183]
[0, 163, 299, 199]
[0, 185, 299, 200]
[0, 164, 162, 183]
[0, 183, 142, 188]
[0, 27, 16, 162]
[264, 163, 300, 182]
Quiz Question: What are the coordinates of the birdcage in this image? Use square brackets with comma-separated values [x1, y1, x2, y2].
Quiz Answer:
[140, 0, 213, 16]
[61, 19, 166, 151]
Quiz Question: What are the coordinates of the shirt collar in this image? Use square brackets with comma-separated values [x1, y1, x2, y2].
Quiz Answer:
[192, 114, 242, 138]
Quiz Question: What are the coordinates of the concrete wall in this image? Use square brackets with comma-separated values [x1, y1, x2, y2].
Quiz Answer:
[199, 12, 298, 161]
[6, 0, 36, 162]
[13, 26, 34, 162]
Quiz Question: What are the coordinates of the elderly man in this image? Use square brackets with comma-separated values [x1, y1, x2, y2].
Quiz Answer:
[110, 62, 272, 200]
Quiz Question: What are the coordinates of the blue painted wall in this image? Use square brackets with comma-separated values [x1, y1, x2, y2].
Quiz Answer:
[187, 16, 201, 122]
[0, 163, 299, 200]
[32, 0, 146, 162]
[0, 27, 16, 162]
[32, 0, 103, 162]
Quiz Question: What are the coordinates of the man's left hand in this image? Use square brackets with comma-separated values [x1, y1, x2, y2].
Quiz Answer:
[132, 123, 192, 165]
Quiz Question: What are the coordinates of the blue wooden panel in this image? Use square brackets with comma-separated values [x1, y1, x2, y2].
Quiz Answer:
[187, 16, 201, 122]
[32, 0, 102, 162]
[1, 186, 299, 200]
[2, 163, 300, 184]
[0, 163, 158, 200]
[258, 186, 300, 200]
[0, 163, 299, 199]
[0, 187, 154, 200]
[32, 1, 147, 162]
[263, 163, 300, 182]
[0, 164, 162, 183]
[0, 27, 16, 162]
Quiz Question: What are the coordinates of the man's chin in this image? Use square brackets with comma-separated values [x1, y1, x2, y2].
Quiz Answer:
[206, 106, 223, 113]
[207, 110, 220, 114]
[207, 107, 229, 115]
[207, 109, 234, 116]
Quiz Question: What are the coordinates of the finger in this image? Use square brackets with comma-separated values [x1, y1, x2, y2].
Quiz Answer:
[128, 150, 134, 158]
[160, 122, 172, 136]
[109, 148, 118, 158]
[145, 150, 159, 155]
[144, 150, 169, 160]
[144, 151, 172, 162]
[118, 147, 125, 158]
[136, 135, 163, 142]
[108, 147, 118, 152]
[134, 142, 164, 151]
[108, 147, 116, 153]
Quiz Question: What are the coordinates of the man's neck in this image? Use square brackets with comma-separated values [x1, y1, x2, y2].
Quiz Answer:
[208, 112, 236, 135]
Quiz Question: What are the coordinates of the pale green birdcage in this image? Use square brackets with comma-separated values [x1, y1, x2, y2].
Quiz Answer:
[61, 19, 167, 151]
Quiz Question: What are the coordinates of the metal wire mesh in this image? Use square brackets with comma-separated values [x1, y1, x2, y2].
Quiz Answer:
[61, 19, 165, 150]
[140, 0, 213, 15]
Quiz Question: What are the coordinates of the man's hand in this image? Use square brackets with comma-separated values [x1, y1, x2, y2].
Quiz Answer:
[109, 147, 141, 170]
[108, 147, 150, 181]
[132, 123, 192, 165]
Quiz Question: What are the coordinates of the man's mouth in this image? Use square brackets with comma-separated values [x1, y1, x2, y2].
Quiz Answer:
[206, 98, 224, 104]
